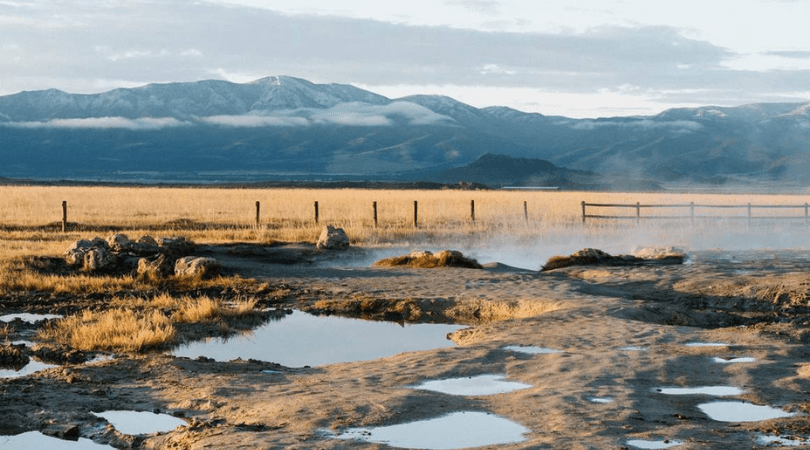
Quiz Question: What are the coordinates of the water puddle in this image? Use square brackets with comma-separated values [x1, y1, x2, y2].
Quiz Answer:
[625, 439, 682, 449]
[333, 411, 530, 449]
[685, 342, 727, 347]
[758, 434, 806, 446]
[503, 345, 562, 355]
[0, 313, 62, 323]
[619, 346, 646, 351]
[655, 386, 744, 396]
[173, 311, 463, 367]
[0, 359, 58, 379]
[0, 431, 114, 449]
[713, 356, 756, 364]
[588, 397, 613, 403]
[697, 401, 796, 422]
[412, 374, 531, 396]
[92, 411, 186, 435]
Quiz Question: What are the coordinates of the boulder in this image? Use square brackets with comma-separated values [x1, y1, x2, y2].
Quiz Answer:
[132, 235, 161, 256]
[137, 254, 174, 280]
[174, 256, 220, 278]
[106, 233, 134, 253]
[159, 236, 196, 257]
[316, 226, 350, 250]
[83, 247, 118, 272]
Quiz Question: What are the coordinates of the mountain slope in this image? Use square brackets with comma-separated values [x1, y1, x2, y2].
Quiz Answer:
[1, 76, 810, 185]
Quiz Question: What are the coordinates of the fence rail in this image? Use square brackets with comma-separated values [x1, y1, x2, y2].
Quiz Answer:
[582, 201, 810, 224]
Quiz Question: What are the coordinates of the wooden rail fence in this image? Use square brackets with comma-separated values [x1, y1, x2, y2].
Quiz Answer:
[582, 201, 810, 225]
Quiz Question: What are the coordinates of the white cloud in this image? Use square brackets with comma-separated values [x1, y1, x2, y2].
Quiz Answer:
[565, 119, 703, 133]
[200, 115, 309, 127]
[4, 117, 190, 130]
[198, 101, 456, 128]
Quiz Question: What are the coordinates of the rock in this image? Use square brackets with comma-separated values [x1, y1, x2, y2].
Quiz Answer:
[64, 239, 94, 267]
[137, 254, 174, 280]
[106, 233, 135, 253]
[159, 236, 196, 257]
[174, 256, 221, 278]
[132, 235, 161, 256]
[83, 247, 118, 272]
[316, 226, 350, 250]
[41, 424, 80, 441]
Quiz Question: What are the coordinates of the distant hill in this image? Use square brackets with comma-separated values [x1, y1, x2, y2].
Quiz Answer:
[430, 153, 661, 190]
[1, 76, 809, 186]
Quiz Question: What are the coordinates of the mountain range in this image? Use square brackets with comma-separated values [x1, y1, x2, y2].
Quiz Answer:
[1, 75, 809, 188]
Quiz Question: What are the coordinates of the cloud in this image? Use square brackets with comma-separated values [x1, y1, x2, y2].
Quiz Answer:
[4, 117, 189, 130]
[564, 118, 703, 133]
[445, 0, 502, 14]
[198, 102, 456, 128]
[200, 115, 309, 127]
[763, 50, 810, 59]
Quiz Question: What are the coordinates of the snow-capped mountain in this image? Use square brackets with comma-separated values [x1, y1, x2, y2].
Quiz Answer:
[1, 76, 809, 186]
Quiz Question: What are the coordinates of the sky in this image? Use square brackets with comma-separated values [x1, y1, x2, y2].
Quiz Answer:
[1, 0, 809, 118]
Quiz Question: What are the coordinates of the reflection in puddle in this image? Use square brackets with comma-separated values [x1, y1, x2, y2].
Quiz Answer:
[625, 439, 682, 449]
[413, 374, 531, 396]
[685, 342, 727, 347]
[173, 311, 463, 367]
[758, 434, 805, 446]
[0, 313, 62, 323]
[619, 346, 646, 351]
[713, 356, 756, 364]
[503, 345, 562, 355]
[0, 431, 114, 449]
[698, 401, 796, 422]
[334, 411, 530, 449]
[588, 397, 613, 404]
[655, 386, 744, 396]
[0, 359, 58, 379]
[92, 411, 186, 435]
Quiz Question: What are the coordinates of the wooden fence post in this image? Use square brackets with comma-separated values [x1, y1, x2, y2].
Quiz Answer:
[470, 200, 475, 223]
[748, 203, 752, 227]
[581, 201, 586, 224]
[805, 203, 808, 225]
[255, 201, 260, 227]
[636, 202, 641, 224]
[373, 201, 378, 228]
[524, 201, 528, 222]
[690, 202, 695, 226]
[314, 201, 319, 225]
[61, 200, 67, 233]
[413, 201, 418, 228]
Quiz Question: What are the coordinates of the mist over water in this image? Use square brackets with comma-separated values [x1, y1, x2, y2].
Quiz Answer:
[354, 220, 810, 271]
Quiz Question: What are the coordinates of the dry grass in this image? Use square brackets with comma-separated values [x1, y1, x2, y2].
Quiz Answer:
[41, 309, 176, 352]
[40, 293, 260, 352]
[373, 250, 483, 269]
[3, 186, 810, 247]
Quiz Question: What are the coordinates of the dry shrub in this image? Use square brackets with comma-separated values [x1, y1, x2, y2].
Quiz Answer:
[373, 250, 482, 269]
[42, 309, 176, 352]
[448, 299, 565, 323]
[172, 296, 223, 323]
[542, 248, 685, 271]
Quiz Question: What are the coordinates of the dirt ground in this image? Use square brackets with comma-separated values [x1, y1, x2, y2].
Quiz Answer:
[3, 244, 810, 449]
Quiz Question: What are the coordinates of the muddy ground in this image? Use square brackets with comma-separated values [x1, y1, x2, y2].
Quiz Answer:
[3, 244, 810, 449]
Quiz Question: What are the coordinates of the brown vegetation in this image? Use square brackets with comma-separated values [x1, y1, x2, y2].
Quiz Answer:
[373, 250, 483, 269]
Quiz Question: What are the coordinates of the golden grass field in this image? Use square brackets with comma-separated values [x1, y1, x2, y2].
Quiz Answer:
[3, 186, 810, 253]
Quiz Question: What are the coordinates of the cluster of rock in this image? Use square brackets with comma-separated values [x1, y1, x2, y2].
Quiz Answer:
[541, 247, 686, 271]
[64, 234, 220, 279]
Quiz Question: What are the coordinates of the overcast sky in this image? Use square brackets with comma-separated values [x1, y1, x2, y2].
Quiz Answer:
[1, 0, 809, 118]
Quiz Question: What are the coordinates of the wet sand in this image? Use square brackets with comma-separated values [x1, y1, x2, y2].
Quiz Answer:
[3, 246, 810, 449]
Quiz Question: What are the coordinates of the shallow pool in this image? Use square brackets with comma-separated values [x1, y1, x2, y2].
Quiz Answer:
[0, 431, 114, 449]
[92, 411, 186, 435]
[412, 374, 531, 396]
[334, 411, 530, 449]
[172, 310, 464, 367]
[698, 401, 796, 422]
